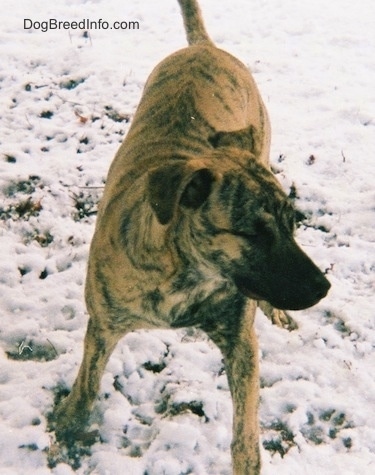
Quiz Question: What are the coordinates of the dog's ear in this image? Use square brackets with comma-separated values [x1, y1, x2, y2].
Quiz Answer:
[209, 125, 256, 153]
[148, 162, 215, 225]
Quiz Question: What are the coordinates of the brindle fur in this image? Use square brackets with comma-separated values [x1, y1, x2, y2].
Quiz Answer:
[52, 1, 330, 473]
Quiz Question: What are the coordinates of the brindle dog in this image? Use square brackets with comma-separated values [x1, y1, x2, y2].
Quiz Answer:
[53, 1, 330, 473]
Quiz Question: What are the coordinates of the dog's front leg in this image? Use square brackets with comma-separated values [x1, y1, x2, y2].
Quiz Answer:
[209, 303, 261, 475]
[53, 317, 120, 445]
[227, 325, 260, 474]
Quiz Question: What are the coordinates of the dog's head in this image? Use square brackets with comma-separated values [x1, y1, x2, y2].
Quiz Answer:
[147, 150, 330, 310]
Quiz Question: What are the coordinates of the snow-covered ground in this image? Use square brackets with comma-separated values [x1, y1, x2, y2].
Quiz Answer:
[1, 0, 374, 473]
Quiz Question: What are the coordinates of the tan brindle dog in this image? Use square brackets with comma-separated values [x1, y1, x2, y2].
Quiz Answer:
[53, 1, 330, 473]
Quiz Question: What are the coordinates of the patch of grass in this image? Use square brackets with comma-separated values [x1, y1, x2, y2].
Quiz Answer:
[104, 105, 130, 123]
[1, 176, 44, 221]
[19, 443, 39, 451]
[4, 154, 16, 163]
[334, 318, 351, 335]
[324, 311, 353, 337]
[47, 437, 92, 471]
[71, 190, 100, 221]
[59, 77, 85, 90]
[40, 110, 54, 119]
[18, 266, 30, 277]
[154, 384, 209, 422]
[16, 197, 42, 218]
[0, 197, 43, 221]
[168, 400, 208, 421]
[39, 268, 49, 279]
[263, 420, 296, 458]
[143, 360, 167, 373]
[4, 175, 41, 197]
[6, 340, 59, 362]
[76, 136, 95, 154]
[24, 230, 54, 247]
[301, 409, 353, 449]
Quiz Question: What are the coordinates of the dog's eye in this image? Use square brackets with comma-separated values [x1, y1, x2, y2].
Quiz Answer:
[231, 230, 259, 241]
[239, 218, 276, 244]
[211, 227, 258, 241]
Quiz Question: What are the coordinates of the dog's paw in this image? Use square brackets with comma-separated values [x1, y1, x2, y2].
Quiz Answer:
[258, 301, 298, 331]
[49, 391, 95, 445]
[47, 396, 99, 470]
[46, 431, 98, 470]
[270, 308, 298, 331]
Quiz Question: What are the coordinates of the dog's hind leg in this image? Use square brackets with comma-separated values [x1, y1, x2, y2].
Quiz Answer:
[53, 318, 122, 445]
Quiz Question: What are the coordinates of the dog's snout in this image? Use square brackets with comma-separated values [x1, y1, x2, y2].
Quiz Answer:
[312, 272, 331, 301]
[289, 263, 331, 310]
[256, 239, 332, 311]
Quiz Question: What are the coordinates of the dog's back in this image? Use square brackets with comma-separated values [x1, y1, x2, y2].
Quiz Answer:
[97, 1, 270, 224]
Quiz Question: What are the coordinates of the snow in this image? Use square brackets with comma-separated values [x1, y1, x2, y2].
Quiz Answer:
[1, 0, 374, 473]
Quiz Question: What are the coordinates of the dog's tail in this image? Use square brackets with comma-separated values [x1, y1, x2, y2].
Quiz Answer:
[177, 0, 214, 46]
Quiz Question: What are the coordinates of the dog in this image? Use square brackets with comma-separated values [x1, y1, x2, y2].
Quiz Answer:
[53, 1, 330, 473]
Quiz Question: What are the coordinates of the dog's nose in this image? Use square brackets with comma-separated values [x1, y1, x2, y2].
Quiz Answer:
[312, 273, 331, 302]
